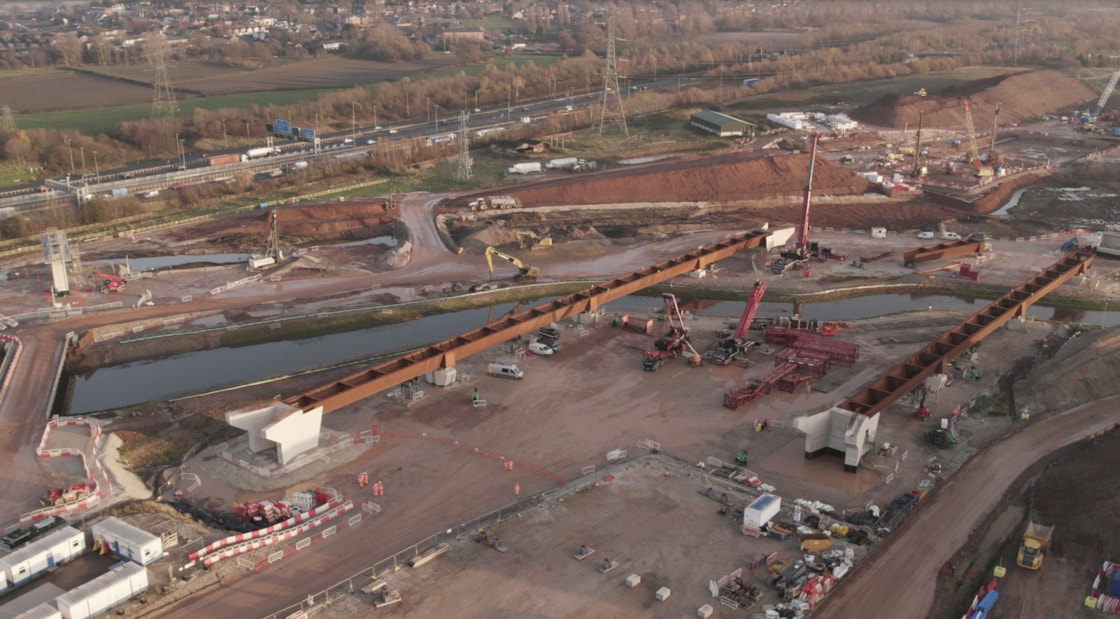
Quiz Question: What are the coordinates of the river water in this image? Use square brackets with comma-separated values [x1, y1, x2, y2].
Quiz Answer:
[64, 292, 1117, 415]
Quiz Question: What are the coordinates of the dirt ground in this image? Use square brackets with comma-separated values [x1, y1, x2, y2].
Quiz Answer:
[850, 69, 1098, 130]
[314, 456, 856, 619]
[4, 68, 1120, 619]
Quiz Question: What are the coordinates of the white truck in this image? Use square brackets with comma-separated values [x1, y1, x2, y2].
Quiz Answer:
[508, 162, 542, 175]
[546, 157, 579, 170]
[1096, 231, 1120, 257]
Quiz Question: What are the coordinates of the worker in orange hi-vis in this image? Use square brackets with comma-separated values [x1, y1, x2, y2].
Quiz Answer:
[358, 472, 369, 488]
[373, 481, 384, 496]
[514, 483, 520, 496]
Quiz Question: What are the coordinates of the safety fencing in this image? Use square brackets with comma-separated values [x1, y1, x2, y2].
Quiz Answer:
[0, 334, 23, 409]
[188, 497, 347, 562]
[21, 416, 112, 525]
[190, 499, 355, 568]
[210, 273, 263, 297]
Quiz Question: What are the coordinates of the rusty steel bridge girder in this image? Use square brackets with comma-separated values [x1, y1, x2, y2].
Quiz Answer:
[841, 251, 1093, 418]
[286, 230, 772, 414]
[902, 240, 986, 267]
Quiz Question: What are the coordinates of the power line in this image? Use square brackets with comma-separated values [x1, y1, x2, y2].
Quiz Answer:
[453, 111, 472, 182]
[597, 15, 627, 136]
[150, 36, 179, 118]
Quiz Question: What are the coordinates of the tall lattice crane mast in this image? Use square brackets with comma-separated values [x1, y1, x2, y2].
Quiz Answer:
[797, 133, 820, 252]
[911, 111, 924, 177]
[732, 280, 767, 340]
[961, 99, 992, 177]
[1092, 68, 1120, 119]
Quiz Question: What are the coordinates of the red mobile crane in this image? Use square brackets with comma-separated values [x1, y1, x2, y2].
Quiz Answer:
[93, 271, 127, 294]
[797, 133, 820, 253]
[713, 280, 767, 365]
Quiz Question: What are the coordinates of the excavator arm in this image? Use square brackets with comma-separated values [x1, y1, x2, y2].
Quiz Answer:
[484, 246, 539, 280]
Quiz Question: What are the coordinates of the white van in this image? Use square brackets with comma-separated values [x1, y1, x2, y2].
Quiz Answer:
[941, 231, 962, 241]
[487, 363, 524, 380]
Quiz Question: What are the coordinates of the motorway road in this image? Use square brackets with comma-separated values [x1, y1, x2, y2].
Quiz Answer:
[813, 394, 1120, 619]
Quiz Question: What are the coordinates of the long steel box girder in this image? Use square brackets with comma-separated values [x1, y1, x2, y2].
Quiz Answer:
[902, 240, 985, 266]
[840, 252, 1093, 417]
[287, 230, 771, 413]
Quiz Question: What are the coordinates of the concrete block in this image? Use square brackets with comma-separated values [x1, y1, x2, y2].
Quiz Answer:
[655, 586, 671, 601]
[697, 604, 714, 618]
[625, 573, 641, 588]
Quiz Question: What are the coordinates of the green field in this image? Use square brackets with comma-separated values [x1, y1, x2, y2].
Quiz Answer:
[15, 89, 332, 135]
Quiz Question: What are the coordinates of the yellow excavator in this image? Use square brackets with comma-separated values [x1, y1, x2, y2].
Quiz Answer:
[485, 246, 540, 281]
[516, 230, 553, 250]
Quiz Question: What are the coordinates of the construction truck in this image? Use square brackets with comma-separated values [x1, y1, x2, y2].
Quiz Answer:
[1016, 521, 1054, 570]
[468, 196, 521, 211]
[41, 483, 92, 507]
[484, 246, 539, 282]
[94, 271, 127, 294]
[515, 230, 553, 250]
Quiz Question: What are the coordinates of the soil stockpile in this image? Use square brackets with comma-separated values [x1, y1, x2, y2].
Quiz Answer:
[852, 69, 1098, 129]
[503, 152, 872, 207]
[167, 201, 397, 248]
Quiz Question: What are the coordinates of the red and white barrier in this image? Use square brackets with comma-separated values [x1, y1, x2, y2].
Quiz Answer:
[193, 500, 353, 567]
[188, 498, 348, 562]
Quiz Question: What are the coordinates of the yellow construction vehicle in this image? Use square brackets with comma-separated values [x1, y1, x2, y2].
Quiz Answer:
[1017, 521, 1054, 570]
[484, 246, 540, 281]
[516, 230, 553, 250]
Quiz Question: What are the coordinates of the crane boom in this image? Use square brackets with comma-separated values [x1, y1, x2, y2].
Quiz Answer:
[961, 99, 992, 177]
[798, 133, 820, 251]
[732, 280, 767, 340]
[911, 111, 924, 177]
[1094, 68, 1120, 118]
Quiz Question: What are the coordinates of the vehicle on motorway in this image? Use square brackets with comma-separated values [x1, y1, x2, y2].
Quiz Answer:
[917, 231, 935, 240]
[941, 231, 962, 241]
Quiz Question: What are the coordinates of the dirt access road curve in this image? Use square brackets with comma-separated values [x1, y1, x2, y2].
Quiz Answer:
[813, 394, 1120, 619]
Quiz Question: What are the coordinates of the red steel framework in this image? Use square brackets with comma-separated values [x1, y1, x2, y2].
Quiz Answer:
[287, 230, 772, 413]
[902, 240, 985, 267]
[840, 251, 1093, 418]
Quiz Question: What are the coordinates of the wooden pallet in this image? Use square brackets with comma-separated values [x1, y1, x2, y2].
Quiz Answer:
[573, 547, 596, 561]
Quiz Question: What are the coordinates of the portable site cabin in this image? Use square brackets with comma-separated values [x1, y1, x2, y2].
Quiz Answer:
[14, 603, 62, 619]
[0, 569, 7, 593]
[56, 562, 148, 619]
[0, 527, 86, 589]
[91, 518, 162, 566]
[743, 494, 782, 530]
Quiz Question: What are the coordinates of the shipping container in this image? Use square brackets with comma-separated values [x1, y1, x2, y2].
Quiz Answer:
[742, 494, 781, 530]
[14, 603, 61, 619]
[208, 153, 242, 167]
[245, 147, 280, 160]
[91, 518, 162, 566]
[546, 157, 579, 170]
[507, 162, 542, 175]
[0, 527, 86, 588]
[56, 562, 148, 619]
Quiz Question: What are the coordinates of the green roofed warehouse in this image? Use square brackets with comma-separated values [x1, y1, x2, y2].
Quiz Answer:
[690, 110, 756, 138]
